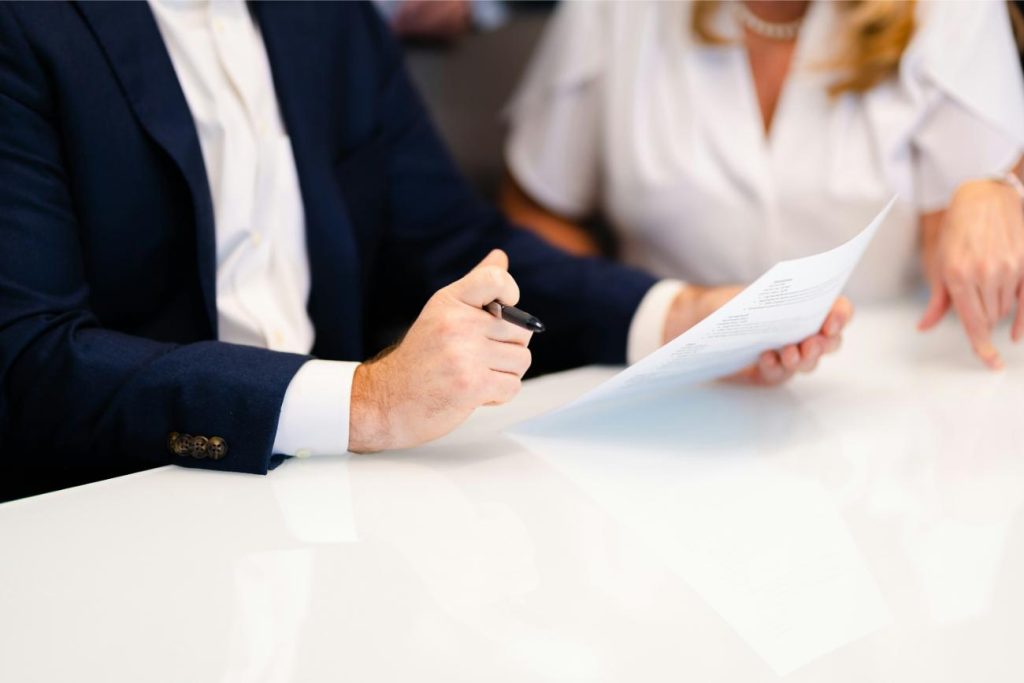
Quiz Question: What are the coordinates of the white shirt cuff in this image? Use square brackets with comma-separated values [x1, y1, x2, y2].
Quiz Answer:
[626, 279, 686, 365]
[272, 359, 360, 458]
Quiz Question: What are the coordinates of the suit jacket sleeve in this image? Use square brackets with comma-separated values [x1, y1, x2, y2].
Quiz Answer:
[0, 6, 308, 475]
[357, 5, 658, 372]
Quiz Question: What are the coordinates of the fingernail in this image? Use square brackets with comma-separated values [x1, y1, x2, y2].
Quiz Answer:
[980, 346, 1003, 369]
[826, 320, 839, 336]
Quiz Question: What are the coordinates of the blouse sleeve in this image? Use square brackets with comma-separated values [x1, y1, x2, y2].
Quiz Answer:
[907, 0, 1024, 212]
[504, 1, 608, 219]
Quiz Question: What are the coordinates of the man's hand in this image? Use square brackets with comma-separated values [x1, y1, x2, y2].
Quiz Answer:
[349, 250, 533, 452]
[663, 284, 853, 386]
[918, 179, 1024, 370]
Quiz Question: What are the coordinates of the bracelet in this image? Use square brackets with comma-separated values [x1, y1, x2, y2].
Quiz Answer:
[996, 171, 1024, 201]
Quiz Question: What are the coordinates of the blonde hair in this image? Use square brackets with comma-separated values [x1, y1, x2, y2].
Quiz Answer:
[691, 1, 917, 97]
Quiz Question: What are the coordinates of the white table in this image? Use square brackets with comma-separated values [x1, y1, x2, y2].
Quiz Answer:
[2, 299, 1024, 682]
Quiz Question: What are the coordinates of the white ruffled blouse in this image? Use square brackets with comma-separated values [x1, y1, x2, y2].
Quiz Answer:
[506, 0, 1024, 301]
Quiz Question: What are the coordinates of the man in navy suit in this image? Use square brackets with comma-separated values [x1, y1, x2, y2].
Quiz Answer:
[0, 1, 848, 495]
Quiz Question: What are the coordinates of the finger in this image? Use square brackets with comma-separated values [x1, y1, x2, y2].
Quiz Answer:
[797, 337, 822, 373]
[980, 276, 1002, 327]
[950, 284, 1002, 369]
[726, 351, 771, 385]
[779, 344, 801, 372]
[917, 285, 950, 331]
[822, 334, 842, 354]
[485, 318, 534, 346]
[727, 364, 761, 384]
[1014, 282, 1024, 342]
[823, 297, 853, 337]
[484, 341, 532, 377]
[759, 351, 787, 384]
[997, 261, 1018, 320]
[451, 249, 520, 307]
[483, 371, 522, 406]
[475, 248, 508, 271]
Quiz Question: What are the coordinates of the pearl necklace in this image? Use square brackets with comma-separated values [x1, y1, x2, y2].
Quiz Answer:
[735, 3, 804, 42]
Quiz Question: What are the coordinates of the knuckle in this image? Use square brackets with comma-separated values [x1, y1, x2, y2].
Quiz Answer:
[945, 262, 969, 285]
[1000, 257, 1018, 278]
[425, 291, 447, 313]
[451, 366, 476, 394]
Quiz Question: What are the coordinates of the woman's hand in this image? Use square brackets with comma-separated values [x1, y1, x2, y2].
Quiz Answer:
[918, 179, 1024, 369]
[664, 285, 853, 386]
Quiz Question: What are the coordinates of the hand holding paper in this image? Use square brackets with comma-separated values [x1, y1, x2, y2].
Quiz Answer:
[516, 196, 897, 433]
[663, 285, 853, 386]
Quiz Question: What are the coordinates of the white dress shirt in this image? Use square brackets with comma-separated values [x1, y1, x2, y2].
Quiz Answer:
[507, 0, 1024, 302]
[148, 0, 674, 458]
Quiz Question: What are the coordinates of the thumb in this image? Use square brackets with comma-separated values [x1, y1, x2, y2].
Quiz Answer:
[475, 248, 509, 271]
[918, 284, 950, 332]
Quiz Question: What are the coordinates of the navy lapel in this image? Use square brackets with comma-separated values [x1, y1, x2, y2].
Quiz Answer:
[75, 1, 219, 336]
[253, 2, 363, 361]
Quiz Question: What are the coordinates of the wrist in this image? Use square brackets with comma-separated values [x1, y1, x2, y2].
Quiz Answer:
[955, 177, 1020, 205]
[662, 285, 706, 344]
[348, 362, 392, 453]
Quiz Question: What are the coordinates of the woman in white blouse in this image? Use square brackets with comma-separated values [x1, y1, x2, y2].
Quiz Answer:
[502, 0, 1024, 369]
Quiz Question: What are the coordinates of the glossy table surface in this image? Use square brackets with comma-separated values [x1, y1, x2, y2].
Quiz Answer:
[2, 299, 1024, 682]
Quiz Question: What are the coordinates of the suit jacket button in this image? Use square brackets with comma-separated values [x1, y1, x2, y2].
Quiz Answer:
[190, 435, 209, 459]
[208, 436, 228, 460]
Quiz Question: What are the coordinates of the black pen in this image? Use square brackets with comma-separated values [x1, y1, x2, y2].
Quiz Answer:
[484, 301, 546, 333]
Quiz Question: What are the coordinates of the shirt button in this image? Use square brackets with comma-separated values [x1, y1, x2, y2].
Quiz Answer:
[250, 231, 263, 246]
[295, 449, 312, 459]
[271, 329, 285, 347]
[213, 19, 225, 34]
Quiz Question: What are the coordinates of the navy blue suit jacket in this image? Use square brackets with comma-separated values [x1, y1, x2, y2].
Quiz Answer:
[0, 1, 656, 481]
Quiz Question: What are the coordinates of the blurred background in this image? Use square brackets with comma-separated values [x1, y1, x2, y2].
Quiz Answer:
[397, 1, 551, 198]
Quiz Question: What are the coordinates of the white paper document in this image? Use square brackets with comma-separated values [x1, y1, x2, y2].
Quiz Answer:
[516, 196, 896, 431]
